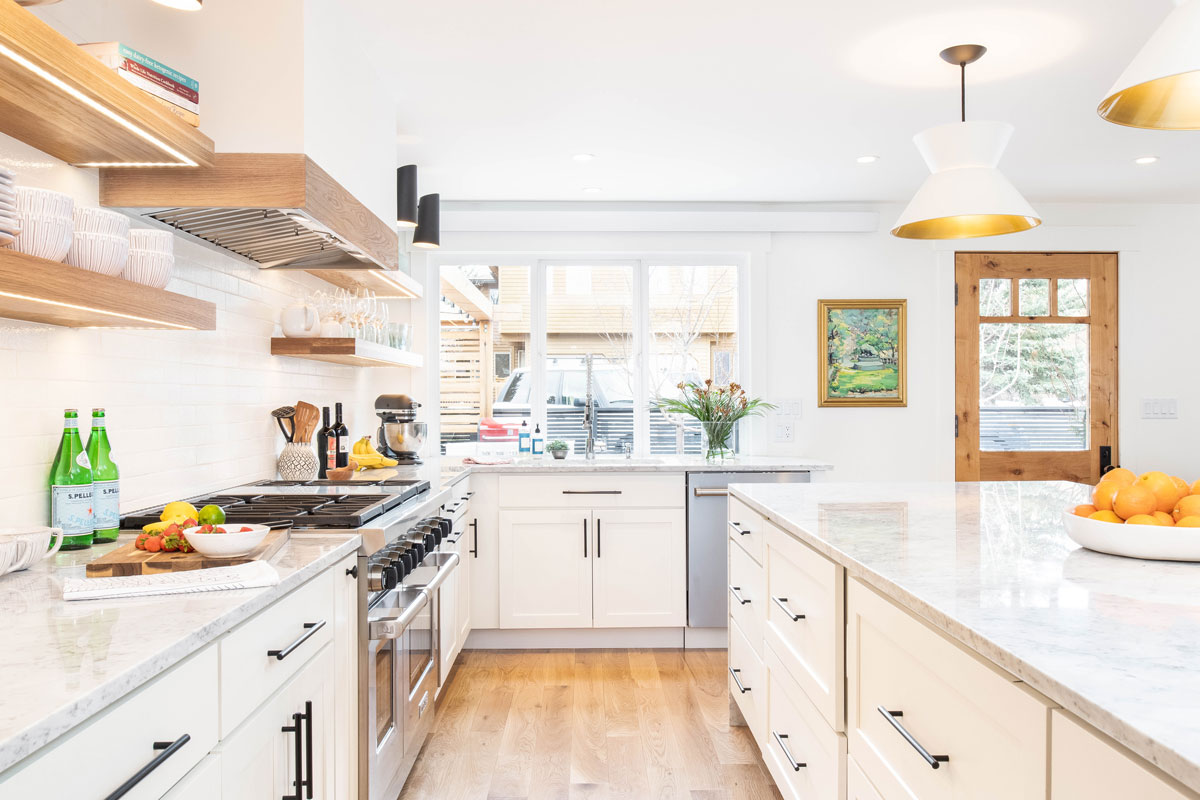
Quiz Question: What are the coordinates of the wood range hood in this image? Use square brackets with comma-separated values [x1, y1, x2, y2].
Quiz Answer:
[99, 153, 398, 271]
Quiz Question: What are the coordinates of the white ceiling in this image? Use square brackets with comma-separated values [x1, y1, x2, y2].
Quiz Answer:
[394, 0, 1198, 204]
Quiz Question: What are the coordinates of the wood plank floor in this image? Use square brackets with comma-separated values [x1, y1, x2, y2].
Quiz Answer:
[398, 649, 783, 800]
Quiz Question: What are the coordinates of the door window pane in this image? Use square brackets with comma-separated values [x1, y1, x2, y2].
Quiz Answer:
[1018, 279, 1050, 316]
[546, 265, 636, 455]
[979, 279, 1011, 316]
[979, 323, 1089, 451]
[1057, 279, 1089, 316]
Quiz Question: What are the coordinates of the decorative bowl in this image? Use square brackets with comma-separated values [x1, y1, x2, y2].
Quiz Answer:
[8, 214, 73, 261]
[183, 524, 270, 558]
[1061, 511, 1200, 562]
[65, 230, 129, 275]
[122, 250, 174, 288]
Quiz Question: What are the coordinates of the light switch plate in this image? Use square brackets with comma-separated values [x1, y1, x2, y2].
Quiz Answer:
[1141, 398, 1178, 419]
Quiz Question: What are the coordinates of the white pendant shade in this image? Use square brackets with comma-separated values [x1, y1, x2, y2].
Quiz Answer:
[1098, 0, 1200, 129]
[891, 121, 1040, 240]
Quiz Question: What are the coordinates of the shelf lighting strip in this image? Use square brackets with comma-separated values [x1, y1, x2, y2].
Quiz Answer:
[0, 289, 198, 329]
[0, 42, 197, 167]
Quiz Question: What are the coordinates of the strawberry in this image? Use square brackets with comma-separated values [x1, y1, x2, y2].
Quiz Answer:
[144, 536, 163, 553]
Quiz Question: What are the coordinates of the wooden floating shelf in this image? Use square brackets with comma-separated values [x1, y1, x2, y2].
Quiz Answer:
[0, 249, 216, 330]
[0, 1, 214, 167]
[270, 337, 424, 368]
[307, 267, 423, 299]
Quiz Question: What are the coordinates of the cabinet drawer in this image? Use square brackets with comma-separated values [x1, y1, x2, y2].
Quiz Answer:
[848, 756, 885, 800]
[728, 613, 765, 744]
[847, 579, 1050, 800]
[220, 568, 335, 736]
[0, 645, 218, 800]
[764, 642, 846, 800]
[498, 473, 683, 508]
[764, 523, 844, 731]
[727, 496, 764, 564]
[1051, 711, 1196, 800]
[728, 534, 764, 654]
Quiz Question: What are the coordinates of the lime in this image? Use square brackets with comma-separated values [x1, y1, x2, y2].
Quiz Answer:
[198, 504, 226, 525]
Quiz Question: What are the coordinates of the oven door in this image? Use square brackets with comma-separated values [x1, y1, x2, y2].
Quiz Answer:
[365, 588, 427, 800]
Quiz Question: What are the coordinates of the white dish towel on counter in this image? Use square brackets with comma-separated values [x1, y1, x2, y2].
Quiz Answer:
[62, 560, 280, 601]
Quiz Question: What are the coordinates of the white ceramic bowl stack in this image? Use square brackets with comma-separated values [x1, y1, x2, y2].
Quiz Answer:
[124, 228, 175, 289]
[66, 207, 130, 276]
[7, 186, 74, 262]
[0, 168, 17, 247]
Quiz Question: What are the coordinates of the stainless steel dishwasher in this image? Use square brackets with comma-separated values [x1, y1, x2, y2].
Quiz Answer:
[686, 470, 812, 628]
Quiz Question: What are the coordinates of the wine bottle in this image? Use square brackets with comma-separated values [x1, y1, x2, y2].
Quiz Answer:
[333, 402, 350, 468]
[86, 408, 120, 542]
[317, 406, 333, 478]
[50, 409, 94, 550]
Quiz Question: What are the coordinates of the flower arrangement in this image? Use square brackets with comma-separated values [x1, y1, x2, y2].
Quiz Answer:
[655, 380, 775, 460]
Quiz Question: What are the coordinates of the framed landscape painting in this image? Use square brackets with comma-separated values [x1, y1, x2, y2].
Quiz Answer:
[818, 299, 907, 407]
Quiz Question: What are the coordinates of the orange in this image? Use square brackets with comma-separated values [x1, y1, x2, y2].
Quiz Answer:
[1113, 484, 1157, 520]
[1103, 467, 1137, 486]
[1176, 516, 1200, 528]
[1137, 471, 1181, 513]
[1092, 480, 1123, 512]
[1072, 504, 1098, 518]
[1124, 514, 1159, 525]
[1088, 510, 1123, 524]
[1153, 511, 1176, 526]
[1173, 495, 1200, 522]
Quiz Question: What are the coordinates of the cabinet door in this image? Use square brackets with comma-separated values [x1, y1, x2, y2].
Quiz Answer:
[592, 508, 685, 627]
[498, 509, 593, 628]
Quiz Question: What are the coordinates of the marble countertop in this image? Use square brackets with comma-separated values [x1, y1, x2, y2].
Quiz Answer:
[0, 532, 360, 775]
[729, 480, 1200, 791]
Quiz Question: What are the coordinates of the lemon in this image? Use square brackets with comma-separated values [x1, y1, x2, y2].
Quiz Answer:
[198, 504, 226, 525]
[161, 501, 199, 522]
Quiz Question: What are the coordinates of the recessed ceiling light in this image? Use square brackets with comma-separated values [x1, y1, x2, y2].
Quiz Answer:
[1134, 155, 1159, 165]
[857, 155, 880, 164]
[582, 187, 602, 193]
[573, 153, 597, 162]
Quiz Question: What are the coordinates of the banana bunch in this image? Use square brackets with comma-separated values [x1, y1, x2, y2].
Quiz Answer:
[351, 436, 398, 469]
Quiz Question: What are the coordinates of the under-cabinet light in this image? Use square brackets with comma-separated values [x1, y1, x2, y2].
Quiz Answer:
[0, 289, 198, 329]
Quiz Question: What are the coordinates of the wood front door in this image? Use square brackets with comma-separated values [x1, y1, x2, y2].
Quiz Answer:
[955, 252, 1118, 482]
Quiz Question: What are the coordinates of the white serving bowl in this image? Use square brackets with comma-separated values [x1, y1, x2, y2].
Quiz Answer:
[123, 250, 174, 288]
[14, 187, 72, 218]
[7, 215, 73, 261]
[128, 228, 174, 256]
[65, 230, 129, 275]
[74, 206, 129, 237]
[1061, 511, 1200, 562]
[183, 524, 270, 558]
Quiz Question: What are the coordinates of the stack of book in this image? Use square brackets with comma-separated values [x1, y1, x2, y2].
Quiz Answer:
[79, 42, 199, 127]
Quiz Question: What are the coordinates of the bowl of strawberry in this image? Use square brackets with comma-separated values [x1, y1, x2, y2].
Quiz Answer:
[180, 523, 271, 558]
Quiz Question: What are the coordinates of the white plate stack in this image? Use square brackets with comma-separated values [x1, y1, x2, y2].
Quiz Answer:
[124, 228, 175, 289]
[0, 168, 17, 247]
[66, 207, 130, 276]
[7, 186, 74, 262]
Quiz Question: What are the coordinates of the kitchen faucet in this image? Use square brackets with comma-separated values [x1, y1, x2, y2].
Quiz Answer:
[583, 353, 596, 459]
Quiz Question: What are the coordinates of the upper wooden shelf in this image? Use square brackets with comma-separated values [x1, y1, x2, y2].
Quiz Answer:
[0, 1, 214, 168]
[270, 338, 423, 368]
[0, 250, 216, 329]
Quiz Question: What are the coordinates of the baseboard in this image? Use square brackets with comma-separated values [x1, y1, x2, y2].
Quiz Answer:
[464, 626, 730, 650]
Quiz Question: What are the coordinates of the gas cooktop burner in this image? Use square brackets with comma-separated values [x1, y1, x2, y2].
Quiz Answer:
[121, 493, 401, 530]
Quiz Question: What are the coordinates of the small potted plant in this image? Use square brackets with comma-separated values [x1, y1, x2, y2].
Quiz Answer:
[546, 440, 569, 460]
[655, 380, 775, 461]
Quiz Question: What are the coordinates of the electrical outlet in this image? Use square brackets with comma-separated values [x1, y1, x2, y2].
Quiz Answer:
[774, 421, 794, 443]
[1142, 398, 1179, 419]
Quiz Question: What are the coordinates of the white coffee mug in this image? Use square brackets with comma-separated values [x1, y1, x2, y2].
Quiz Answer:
[280, 303, 321, 338]
[0, 527, 64, 574]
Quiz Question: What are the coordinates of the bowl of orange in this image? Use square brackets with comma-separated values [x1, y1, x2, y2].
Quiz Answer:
[1063, 470, 1200, 561]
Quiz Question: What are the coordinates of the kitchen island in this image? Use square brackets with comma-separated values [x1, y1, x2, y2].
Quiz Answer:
[729, 480, 1200, 797]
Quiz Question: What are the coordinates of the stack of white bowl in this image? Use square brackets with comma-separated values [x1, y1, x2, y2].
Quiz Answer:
[7, 187, 74, 262]
[124, 228, 174, 289]
[66, 208, 130, 276]
[0, 168, 17, 247]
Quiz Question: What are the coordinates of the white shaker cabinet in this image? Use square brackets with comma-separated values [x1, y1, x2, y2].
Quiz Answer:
[590, 508, 685, 627]
[498, 508, 594, 628]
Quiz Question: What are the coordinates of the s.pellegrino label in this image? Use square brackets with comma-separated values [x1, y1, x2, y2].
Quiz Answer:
[50, 409, 94, 549]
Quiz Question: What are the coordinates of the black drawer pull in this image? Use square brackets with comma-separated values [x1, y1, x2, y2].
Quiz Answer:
[728, 666, 751, 693]
[103, 733, 190, 800]
[727, 521, 751, 536]
[772, 595, 805, 621]
[267, 620, 326, 661]
[772, 731, 806, 771]
[878, 707, 949, 769]
[728, 585, 750, 605]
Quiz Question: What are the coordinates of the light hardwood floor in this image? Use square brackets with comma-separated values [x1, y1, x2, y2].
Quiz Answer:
[398, 649, 783, 800]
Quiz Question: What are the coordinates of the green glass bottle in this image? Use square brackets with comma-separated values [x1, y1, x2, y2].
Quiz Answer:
[86, 408, 120, 543]
[50, 409, 94, 550]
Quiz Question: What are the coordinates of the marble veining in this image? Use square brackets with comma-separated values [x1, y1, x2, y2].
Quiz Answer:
[0, 533, 360, 775]
[730, 480, 1200, 791]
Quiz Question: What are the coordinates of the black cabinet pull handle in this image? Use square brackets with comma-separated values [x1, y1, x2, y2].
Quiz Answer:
[470, 518, 478, 557]
[345, 565, 358, 578]
[772, 731, 806, 772]
[878, 707, 949, 769]
[772, 596, 805, 621]
[727, 521, 751, 536]
[282, 712, 304, 800]
[583, 518, 588, 558]
[562, 489, 622, 495]
[303, 700, 314, 799]
[728, 666, 750, 693]
[103, 734, 190, 800]
[728, 585, 750, 605]
[267, 620, 326, 661]
[596, 517, 601, 558]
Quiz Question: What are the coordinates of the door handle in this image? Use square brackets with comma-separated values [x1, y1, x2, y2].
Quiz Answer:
[728, 666, 751, 693]
[728, 585, 750, 605]
[771, 731, 806, 772]
[877, 707, 949, 769]
[103, 734, 191, 800]
[772, 596, 805, 621]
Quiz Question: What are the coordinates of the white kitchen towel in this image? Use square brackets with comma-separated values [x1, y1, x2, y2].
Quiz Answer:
[62, 560, 279, 601]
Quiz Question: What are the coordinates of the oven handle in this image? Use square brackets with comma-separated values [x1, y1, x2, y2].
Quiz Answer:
[367, 589, 430, 640]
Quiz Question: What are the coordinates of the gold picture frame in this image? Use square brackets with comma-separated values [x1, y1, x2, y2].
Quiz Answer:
[818, 299, 907, 407]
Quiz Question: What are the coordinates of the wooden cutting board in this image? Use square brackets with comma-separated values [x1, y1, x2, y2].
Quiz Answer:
[85, 529, 289, 577]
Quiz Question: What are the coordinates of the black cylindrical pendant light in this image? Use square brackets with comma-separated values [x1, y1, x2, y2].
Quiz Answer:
[412, 193, 440, 249]
[396, 164, 418, 228]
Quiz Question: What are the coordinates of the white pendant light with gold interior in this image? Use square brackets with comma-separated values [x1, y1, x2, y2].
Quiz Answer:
[1098, 0, 1200, 129]
[891, 45, 1040, 240]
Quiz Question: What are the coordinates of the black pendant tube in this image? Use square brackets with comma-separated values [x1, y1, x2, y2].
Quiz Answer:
[396, 164, 418, 227]
[412, 193, 440, 249]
